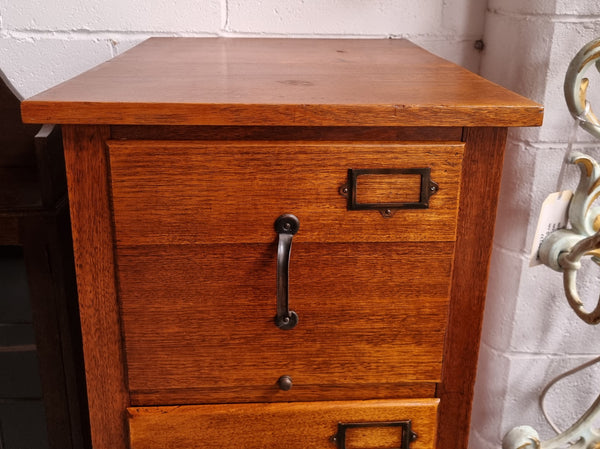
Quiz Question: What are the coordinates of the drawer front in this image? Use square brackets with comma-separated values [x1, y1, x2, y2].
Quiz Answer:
[108, 140, 464, 244]
[108, 140, 463, 404]
[118, 241, 452, 404]
[128, 399, 439, 449]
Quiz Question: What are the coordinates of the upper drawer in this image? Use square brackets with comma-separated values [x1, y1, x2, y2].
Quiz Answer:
[107, 140, 464, 245]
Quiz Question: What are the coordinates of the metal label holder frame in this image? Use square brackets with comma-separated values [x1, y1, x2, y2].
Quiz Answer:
[331, 420, 418, 449]
[342, 168, 439, 218]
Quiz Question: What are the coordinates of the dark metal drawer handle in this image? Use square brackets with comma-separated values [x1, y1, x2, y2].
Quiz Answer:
[331, 420, 418, 449]
[274, 214, 300, 330]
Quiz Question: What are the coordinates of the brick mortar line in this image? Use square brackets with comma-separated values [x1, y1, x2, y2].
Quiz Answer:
[480, 341, 600, 359]
[490, 242, 530, 261]
[1, 28, 485, 40]
[1, 29, 223, 39]
[488, 7, 600, 23]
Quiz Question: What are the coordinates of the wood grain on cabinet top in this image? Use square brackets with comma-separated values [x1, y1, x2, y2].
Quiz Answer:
[22, 38, 543, 127]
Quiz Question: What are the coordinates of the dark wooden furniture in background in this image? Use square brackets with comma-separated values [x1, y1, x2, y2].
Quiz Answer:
[0, 73, 89, 449]
[22, 38, 543, 449]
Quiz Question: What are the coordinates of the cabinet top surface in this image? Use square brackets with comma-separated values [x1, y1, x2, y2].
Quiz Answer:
[22, 37, 543, 127]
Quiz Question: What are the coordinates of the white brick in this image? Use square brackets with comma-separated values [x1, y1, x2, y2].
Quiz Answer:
[492, 141, 537, 253]
[441, 0, 486, 36]
[540, 356, 600, 431]
[416, 38, 482, 73]
[468, 428, 500, 449]
[489, 0, 600, 16]
[471, 344, 511, 443]
[226, 0, 441, 36]
[510, 261, 600, 355]
[0, 0, 222, 33]
[0, 37, 113, 98]
[480, 248, 524, 351]
[510, 268, 576, 352]
[501, 356, 600, 441]
[480, 10, 553, 143]
[487, 0, 558, 15]
[556, 0, 600, 16]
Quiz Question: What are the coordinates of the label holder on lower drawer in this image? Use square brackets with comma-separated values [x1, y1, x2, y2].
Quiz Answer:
[340, 168, 439, 218]
[331, 420, 418, 449]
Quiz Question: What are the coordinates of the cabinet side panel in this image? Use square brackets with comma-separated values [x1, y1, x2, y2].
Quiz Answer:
[62, 125, 129, 449]
[436, 127, 508, 449]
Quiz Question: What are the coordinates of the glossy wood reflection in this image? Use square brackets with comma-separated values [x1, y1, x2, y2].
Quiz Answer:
[22, 38, 543, 127]
[108, 140, 464, 245]
[128, 399, 439, 449]
[18, 37, 543, 449]
[118, 242, 454, 404]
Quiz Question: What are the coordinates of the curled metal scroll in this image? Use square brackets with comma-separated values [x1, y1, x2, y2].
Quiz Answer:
[507, 157, 600, 445]
[564, 38, 600, 139]
[503, 38, 600, 449]
[538, 152, 600, 325]
[559, 230, 600, 325]
[503, 399, 600, 449]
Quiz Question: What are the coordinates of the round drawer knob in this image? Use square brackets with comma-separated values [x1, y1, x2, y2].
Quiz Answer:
[278, 375, 293, 391]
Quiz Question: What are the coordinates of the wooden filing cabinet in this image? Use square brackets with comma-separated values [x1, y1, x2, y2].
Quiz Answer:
[21, 38, 543, 449]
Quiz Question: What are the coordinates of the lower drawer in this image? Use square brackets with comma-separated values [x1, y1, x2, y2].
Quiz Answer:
[128, 398, 438, 449]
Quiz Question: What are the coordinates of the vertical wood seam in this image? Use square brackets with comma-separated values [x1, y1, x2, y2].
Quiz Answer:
[104, 130, 132, 399]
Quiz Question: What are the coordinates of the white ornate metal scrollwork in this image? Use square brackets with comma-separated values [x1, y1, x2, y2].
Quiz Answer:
[538, 152, 600, 325]
[564, 38, 600, 140]
[503, 37, 600, 449]
[505, 158, 600, 448]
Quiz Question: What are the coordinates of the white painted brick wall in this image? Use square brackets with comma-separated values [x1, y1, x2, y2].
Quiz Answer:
[226, 0, 442, 35]
[2, 2, 599, 449]
[1, 0, 223, 32]
[474, 2, 600, 449]
[0, 0, 486, 98]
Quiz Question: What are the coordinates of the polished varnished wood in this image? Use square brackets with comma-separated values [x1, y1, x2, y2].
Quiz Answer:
[107, 141, 464, 245]
[22, 38, 543, 127]
[20, 38, 544, 449]
[110, 125, 464, 142]
[61, 125, 128, 449]
[129, 382, 437, 407]
[110, 139, 462, 407]
[118, 241, 454, 404]
[128, 399, 439, 449]
[356, 172, 421, 203]
[436, 127, 508, 449]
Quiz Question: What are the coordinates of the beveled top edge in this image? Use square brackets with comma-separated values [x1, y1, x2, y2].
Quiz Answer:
[22, 37, 543, 127]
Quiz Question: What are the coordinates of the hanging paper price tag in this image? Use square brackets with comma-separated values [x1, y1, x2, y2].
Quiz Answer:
[529, 191, 573, 267]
